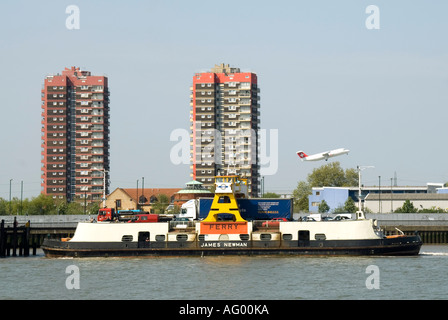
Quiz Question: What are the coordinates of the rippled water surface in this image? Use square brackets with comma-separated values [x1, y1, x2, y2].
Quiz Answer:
[1, 245, 447, 300]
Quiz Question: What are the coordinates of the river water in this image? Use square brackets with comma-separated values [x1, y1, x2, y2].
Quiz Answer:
[0, 245, 447, 300]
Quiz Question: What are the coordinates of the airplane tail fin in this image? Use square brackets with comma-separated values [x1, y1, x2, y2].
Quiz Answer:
[297, 151, 308, 161]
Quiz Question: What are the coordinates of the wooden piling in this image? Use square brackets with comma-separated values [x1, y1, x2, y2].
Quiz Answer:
[24, 220, 30, 257]
[12, 217, 17, 257]
[0, 220, 5, 257]
[32, 234, 37, 256]
[0, 219, 38, 257]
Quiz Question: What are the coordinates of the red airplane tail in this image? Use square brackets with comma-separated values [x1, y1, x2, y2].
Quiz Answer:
[297, 151, 308, 159]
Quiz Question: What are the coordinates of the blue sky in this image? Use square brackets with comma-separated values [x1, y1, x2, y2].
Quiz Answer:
[0, 0, 447, 199]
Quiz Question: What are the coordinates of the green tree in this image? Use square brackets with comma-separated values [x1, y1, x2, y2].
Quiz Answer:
[0, 198, 8, 215]
[345, 168, 359, 187]
[307, 162, 358, 187]
[318, 200, 330, 213]
[343, 197, 358, 213]
[54, 199, 69, 215]
[0, 194, 101, 215]
[418, 206, 446, 213]
[262, 192, 281, 198]
[66, 202, 84, 215]
[88, 202, 100, 215]
[292, 181, 312, 212]
[152, 194, 170, 214]
[28, 194, 57, 215]
[395, 200, 418, 213]
[169, 204, 181, 214]
[9, 197, 25, 215]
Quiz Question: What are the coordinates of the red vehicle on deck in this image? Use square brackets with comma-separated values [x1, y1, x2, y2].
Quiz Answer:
[97, 208, 115, 221]
[261, 217, 288, 227]
[97, 208, 159, 223]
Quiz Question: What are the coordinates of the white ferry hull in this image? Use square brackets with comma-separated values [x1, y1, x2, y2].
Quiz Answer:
[41, 220, 422, 257]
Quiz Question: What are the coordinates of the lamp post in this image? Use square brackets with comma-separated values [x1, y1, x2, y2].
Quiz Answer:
[84, 190, 87, 215]
[390, 177, 393, 213]
[20, 180, 23, 215]
[136, 179, 139, 210]
[357, 166, 374, 212]
[141, 177, 145, 206]
[102, 169, 109, 208]
[378, 176, 381, 213]
[261, 176, 264, 197]
[9, 179, 12, 215]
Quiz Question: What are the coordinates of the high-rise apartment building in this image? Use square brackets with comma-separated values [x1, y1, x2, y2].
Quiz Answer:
[41, 66, 110, 203]
[190, 63, 260, 196]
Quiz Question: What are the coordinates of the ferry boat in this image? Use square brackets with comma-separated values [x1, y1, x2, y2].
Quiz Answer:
[42, 175, 422, 258]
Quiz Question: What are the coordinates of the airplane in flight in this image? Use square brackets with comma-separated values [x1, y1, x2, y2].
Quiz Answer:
[297, 148, 350, 162]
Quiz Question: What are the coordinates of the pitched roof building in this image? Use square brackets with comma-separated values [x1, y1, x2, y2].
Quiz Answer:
[105, 188, 181, 212]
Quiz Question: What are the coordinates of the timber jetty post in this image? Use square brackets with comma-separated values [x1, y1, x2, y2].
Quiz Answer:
[1, 218, 35, 258]
[0, 216, 78, 258]
[0, 220, 5, 257]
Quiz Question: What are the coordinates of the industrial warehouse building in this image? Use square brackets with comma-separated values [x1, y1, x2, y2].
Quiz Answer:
[309, 183, 448, 213]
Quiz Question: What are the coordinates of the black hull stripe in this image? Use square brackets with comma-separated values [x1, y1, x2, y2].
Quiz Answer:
[42, 236, 422, 257]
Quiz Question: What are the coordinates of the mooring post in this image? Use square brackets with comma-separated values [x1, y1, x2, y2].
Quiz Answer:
[24, 220, 30, 257]
[12, 217, 17, 257]
[32, 234, 37, 256]
[0, 220, 5, 258]
[19, 232, 23, 257]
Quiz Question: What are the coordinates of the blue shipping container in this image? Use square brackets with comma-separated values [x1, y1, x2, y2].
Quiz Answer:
[198, 198, 293, 220]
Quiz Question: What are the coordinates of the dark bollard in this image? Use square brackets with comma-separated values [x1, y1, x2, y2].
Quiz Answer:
[32, 234, 37, 256]
[12, 217, 17, 257]
[24, 221, 30, 257]
[0, 220, 4, 258]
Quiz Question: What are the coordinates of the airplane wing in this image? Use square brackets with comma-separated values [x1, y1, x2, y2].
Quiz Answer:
[322, 152, 330, 161]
